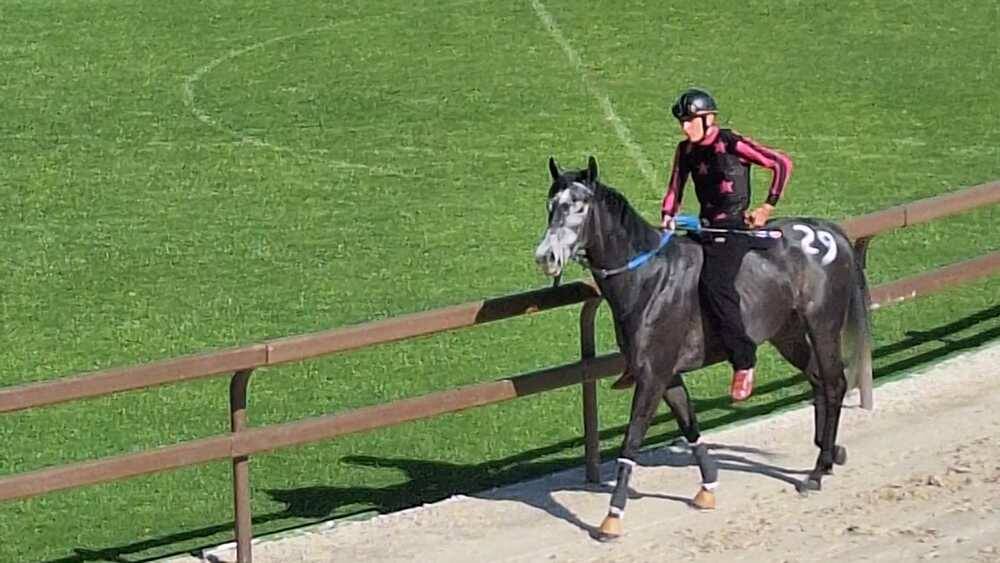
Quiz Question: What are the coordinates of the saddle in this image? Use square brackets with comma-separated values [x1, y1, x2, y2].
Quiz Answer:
[689, 230, 780, 251]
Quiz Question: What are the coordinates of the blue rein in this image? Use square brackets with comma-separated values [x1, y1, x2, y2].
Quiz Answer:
[588, 214, 781, 279]
[592, 216, 702, 279]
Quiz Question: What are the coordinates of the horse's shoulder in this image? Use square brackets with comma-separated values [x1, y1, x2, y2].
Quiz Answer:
[655, 236, 703, 279]
[672, 235, 705, 258]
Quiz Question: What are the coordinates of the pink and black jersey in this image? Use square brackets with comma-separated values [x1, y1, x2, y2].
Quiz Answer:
[661, 128, 792, 226]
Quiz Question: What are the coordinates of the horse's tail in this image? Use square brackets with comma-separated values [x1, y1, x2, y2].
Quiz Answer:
[842, 245, 874, 409]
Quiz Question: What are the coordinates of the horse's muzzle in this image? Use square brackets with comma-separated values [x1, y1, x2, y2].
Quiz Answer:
[534, 240, 563, 277]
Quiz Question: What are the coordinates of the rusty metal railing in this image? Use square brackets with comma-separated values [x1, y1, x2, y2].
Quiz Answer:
[0, 180, 997, 562]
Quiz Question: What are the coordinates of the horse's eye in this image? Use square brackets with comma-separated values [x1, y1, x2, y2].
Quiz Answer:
[572, 201, 585, 213]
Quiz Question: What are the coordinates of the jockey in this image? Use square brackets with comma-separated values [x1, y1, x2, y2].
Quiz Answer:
[611, 88, 793, 402]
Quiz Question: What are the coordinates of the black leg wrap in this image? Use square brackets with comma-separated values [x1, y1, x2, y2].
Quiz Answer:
[834, 445, 847, 466]
[819, 449, 835, 471]
[693, 443, 718, 485]
[685, 430, 701, 444]
[609, 459, 634, 513]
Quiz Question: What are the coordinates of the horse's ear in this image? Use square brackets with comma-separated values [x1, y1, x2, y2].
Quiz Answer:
[548, 156, 560, 181]
[586, 156, 599, 184]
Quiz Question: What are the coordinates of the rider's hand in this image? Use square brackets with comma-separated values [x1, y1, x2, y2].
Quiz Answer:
[661, 214, 677, 231]
[746, 204, 774, 228]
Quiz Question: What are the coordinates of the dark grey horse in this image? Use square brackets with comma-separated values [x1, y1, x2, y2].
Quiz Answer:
[534, 156, 873, 540]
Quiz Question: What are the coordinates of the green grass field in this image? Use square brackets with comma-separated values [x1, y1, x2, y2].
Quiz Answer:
[1, 1, 998, 561]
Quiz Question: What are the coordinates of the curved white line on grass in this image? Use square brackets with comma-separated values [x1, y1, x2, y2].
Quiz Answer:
[182, 24, 409, 176]
[182, 27, 325, 150]
[529, 0, 656, 190]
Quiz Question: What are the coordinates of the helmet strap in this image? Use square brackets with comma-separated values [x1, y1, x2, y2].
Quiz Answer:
[698, 115, 711, 143]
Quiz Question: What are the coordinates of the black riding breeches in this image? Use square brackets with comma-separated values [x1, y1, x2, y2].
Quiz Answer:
[699, 234, 757, 371]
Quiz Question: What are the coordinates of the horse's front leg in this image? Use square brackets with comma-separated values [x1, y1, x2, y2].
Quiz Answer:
[664, 375, 718, 509]
[597, 370, 667, 541]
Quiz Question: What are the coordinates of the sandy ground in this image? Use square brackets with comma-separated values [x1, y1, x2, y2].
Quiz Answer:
[172, 344, 1000, 563]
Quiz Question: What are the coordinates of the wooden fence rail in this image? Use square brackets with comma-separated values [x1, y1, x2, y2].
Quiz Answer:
[1, 180, 998, 562]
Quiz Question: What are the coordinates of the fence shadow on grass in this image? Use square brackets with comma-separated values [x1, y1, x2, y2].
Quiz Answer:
[54, 305, 1000, 562]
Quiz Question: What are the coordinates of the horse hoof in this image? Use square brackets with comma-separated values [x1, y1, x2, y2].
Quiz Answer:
[798, 478, 822, 493]
[595, 531, 622, 543]
[834, 445, 848, 466]
[609, 373, 635, 390]
[596, 514, 623, 541]
[692, 488, 716, 510]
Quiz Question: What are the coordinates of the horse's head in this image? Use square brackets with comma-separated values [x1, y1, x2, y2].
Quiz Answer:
[533, 155, 600, 277]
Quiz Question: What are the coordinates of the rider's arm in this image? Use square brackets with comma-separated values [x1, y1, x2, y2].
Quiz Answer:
[661, 141, 689, 219]
[734, 137, 793, 206]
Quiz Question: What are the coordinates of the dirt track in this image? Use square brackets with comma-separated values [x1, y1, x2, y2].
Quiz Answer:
[178, 344, 1000, 563]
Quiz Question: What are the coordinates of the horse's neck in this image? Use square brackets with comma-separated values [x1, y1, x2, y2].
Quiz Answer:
[586, 198, 661, 269]
[587, 196, 668, 320]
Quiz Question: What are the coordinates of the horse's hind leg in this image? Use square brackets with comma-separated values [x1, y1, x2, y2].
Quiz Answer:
[800, 323, 848, 491]
[663, 376, 717, 509]
[771, 331, 824, 448]
[771, 327, 847, 489]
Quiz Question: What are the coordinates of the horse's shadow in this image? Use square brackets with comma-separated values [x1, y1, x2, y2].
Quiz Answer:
[265, 303, 1000, 539]
[267, 299, 1000, 537]
[268, 442, 809, 539]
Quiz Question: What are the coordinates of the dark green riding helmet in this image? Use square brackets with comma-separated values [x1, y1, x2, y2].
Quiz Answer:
[671, 88, 718, 121]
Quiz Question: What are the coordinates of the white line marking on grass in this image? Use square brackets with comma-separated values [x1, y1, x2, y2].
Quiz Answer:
[182, 0, 486, 177]
[529, 0, 656, 190]
[182, 28, 323, 150]
[182, 25, 412, 177]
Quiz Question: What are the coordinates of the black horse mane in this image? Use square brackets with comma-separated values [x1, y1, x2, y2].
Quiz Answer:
[591, 180, 661, 251]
